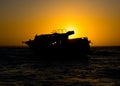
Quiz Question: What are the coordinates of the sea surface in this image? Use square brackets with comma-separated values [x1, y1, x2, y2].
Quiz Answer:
[0, 46, 120, 86]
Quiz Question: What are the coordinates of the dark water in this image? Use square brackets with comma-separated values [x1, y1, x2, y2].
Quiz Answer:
[0, 46, 120, 86]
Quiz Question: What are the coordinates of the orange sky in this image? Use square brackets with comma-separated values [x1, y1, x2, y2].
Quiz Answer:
[0, 0, 120, 46]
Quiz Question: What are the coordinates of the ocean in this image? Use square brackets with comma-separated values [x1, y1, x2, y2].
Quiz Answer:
[0, 46, 120, 86]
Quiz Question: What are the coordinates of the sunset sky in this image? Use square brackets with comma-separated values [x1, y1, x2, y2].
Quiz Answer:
[0, 0, 120, 46]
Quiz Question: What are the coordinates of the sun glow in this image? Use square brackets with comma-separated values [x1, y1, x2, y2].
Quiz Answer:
[65, 25, 78, 39]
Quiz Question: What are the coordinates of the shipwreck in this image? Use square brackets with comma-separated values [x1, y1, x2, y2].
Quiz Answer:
[23, 30, 91, 60]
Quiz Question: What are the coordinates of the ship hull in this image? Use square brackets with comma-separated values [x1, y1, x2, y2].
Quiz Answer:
[25, 41, 90, 61]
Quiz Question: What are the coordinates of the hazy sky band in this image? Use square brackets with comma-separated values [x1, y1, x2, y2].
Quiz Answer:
[0, 0, 120, 46]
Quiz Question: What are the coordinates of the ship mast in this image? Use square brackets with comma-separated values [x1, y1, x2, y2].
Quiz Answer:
[51, 29, 66, 34]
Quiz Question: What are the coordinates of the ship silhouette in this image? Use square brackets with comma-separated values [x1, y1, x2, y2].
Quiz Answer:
[23, 30, 91, 60]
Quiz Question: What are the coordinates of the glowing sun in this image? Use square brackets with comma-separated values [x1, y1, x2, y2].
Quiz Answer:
[65, 25, 78, 39]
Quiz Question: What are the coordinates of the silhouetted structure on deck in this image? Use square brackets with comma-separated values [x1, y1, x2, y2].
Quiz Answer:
[23, 30, 91, 60]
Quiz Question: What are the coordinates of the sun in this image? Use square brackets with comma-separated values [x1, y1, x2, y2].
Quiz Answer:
[65, 25, 78, 39]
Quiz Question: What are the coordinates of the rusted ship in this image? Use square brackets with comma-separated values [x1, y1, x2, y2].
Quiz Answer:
[23, 30, 91, 60]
